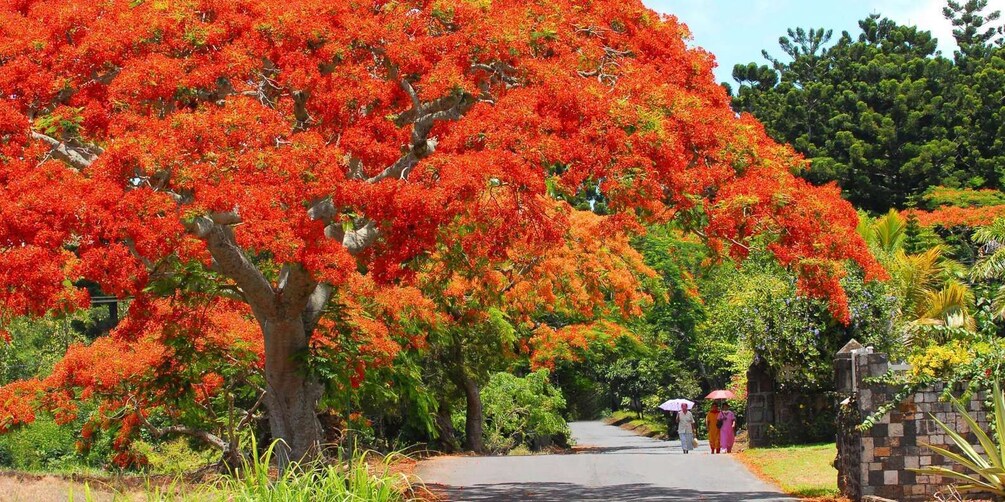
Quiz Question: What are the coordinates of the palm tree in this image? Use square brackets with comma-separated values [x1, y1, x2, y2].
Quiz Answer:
[861, 211, 975, 346]
[869, 209, 907, 256]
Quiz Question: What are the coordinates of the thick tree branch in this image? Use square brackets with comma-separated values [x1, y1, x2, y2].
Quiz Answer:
[30, 131, 102, 169]
[209, 211, 242, 226]
[186, 217, 276, 317]
[301, 282, 333, 336]
[393, 94, 465, 127]
[304, 51, 486, 255]
[134, 408, 229, 452]
[276, 263, 317, 316]
[307, 200, 381, 256]
[341, 220, 380, 255]
[366, 91, 472, 184]
[471, 61, 520, 88]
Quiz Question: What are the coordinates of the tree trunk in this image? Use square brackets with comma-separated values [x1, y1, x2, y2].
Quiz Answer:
[434, 399, 460, 452]
[261, 316, 324, 468]
[460, 373, 484, 453]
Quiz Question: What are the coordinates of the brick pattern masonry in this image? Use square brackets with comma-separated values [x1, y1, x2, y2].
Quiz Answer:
[834, 348, 990, 501]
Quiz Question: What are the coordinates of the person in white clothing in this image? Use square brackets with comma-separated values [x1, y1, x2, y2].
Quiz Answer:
[677, 403, 695, 454]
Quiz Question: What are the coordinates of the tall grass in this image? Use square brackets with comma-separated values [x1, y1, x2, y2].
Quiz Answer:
[79, 437, 414, 502]
[218, 437, 411, 501]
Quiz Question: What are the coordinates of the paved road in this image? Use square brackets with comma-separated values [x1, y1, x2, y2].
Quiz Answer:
[417, 421, 795, 501]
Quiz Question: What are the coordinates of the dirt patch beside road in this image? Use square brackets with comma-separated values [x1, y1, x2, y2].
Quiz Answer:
[0, 472, 128, 502]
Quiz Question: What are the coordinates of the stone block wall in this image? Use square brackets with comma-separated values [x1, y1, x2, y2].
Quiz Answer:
[835, 348, 990, 501]
[747, 360, 837, 446]
[746, 361, 775, 447]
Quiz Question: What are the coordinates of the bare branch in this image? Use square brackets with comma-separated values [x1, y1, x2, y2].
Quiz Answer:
[123, 238, 155, 271]
[136, 411, 229, 452]
[367, 92, 470, 184]
[347, 157, 365, 180]
[341, 220, 380, 255]
[30, 131, 102, 169]
[237, 389, 269, 430]
[693, 229, 751, 252]
[399, 78, 421, 111]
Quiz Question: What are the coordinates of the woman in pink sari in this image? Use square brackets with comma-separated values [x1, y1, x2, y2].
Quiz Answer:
[719, 402, 737, 453]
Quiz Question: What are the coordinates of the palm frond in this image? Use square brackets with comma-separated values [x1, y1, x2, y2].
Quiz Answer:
[972, 218, 1005, 246]
[972, 246, 1005, 280]
[914, 281, 975, 332]
[871, 209, 906, 254]
[894, 246, 947, 318]
[971, 218, 1005, 280]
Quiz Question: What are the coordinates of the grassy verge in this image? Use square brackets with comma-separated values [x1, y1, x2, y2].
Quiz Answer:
[736, 443, 842, 500]
[3, 448, 420, 501]
[605, 411, 669, 439]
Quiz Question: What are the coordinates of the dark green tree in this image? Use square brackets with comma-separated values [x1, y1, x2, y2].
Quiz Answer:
[731, 12, 993, 211]
[944, 0, 1003, 64]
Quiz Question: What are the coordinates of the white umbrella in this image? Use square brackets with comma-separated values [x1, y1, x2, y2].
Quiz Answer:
[658, 398, 695, 412]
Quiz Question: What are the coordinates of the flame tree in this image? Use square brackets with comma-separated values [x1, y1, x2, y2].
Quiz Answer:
[0, 0, 884, 463]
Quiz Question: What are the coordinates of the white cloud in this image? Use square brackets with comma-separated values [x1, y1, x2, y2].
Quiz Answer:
[878, 0, 1005, 55]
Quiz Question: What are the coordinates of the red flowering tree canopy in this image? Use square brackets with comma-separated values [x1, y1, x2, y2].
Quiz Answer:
[1, 0, 880, 323]
[0, 0, 885, 459]
[420, 206, 658, 368]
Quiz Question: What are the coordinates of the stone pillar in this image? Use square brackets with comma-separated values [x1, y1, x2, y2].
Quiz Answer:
[834, 339, 863, 500]
[834, 341, 992, 501]
[746, 360, 775, 447]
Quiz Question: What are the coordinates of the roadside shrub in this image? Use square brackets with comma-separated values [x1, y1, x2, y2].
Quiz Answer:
[0, 414, 79, 471]
[132, 438, 216, 475]
[481, 370, 571, 454]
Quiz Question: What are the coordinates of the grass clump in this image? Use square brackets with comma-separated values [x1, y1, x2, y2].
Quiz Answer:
[607, 410, 669, 439]
[218, 440, 410, 501]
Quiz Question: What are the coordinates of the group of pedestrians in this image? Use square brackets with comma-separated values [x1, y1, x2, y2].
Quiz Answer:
[675, 402, 736, 454]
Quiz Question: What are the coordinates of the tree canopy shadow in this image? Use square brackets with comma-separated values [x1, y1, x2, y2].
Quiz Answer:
[433, 482, 792, 501]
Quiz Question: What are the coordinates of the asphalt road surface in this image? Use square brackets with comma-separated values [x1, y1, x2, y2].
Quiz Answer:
[417, 421, 796, 501]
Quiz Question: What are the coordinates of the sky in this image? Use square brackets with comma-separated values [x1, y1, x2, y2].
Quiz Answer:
[642, 0, 1005, 85]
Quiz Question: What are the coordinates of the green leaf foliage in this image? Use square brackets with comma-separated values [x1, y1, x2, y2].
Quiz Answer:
[732, 3, 1005, 211]
[481, 370, 571, 454]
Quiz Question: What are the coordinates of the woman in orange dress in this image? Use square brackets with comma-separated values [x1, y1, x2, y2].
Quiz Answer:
[705, 402, 721, 454]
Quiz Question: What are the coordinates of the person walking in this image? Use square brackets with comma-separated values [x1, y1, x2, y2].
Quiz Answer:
[706, 402, 721, 454]
[719, 402, 737, 453]
[678, 403, 696, 454]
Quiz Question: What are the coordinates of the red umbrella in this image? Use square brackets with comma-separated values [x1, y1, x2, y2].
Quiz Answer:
[705, 389, 735, 400]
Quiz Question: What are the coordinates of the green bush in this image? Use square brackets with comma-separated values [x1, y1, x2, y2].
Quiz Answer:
[0, 415, 81, 471]
[481, 370, 571, 454]
[132, 438, 216, 475]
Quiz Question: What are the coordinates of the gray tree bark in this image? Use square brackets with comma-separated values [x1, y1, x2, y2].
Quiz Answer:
[459, 372, 485, 453]
[260, 316, 324, 467]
